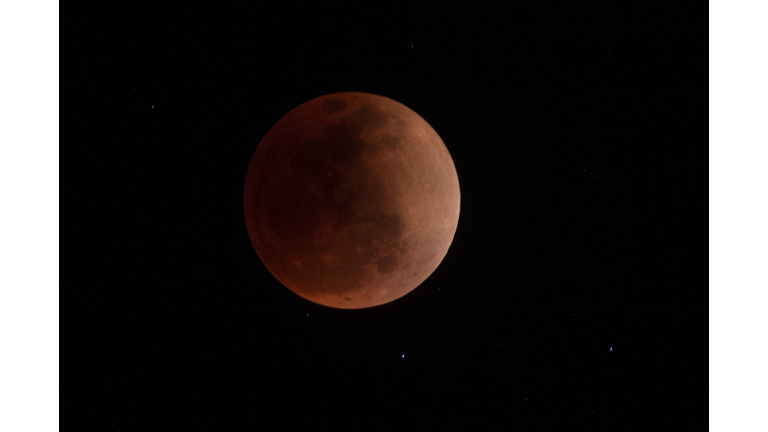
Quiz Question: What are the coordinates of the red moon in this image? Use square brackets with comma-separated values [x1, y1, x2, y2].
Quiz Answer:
[243, 92, 460, 309]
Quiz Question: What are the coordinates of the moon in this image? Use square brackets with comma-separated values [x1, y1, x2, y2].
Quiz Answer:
[243, 92, 460, 309]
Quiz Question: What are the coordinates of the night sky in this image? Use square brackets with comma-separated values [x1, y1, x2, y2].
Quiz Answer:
[67, 1, 707, 430]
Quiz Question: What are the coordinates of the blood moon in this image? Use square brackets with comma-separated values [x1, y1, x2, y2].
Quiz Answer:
[243, 92, 460, 309]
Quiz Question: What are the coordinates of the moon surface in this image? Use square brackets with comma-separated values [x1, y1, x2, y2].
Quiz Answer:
[243, 92, 460, 309]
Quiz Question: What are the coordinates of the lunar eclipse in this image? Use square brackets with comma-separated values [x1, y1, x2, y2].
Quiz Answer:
[243, 92, 460, 309]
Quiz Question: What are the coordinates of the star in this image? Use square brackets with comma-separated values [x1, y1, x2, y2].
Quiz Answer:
[610, 347, 613, 351]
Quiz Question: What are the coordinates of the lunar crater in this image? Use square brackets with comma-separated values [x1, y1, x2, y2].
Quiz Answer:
[322, 98, 348, 113]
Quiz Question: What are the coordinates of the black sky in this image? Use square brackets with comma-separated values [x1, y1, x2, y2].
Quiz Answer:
[67, 1, 707, 430]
